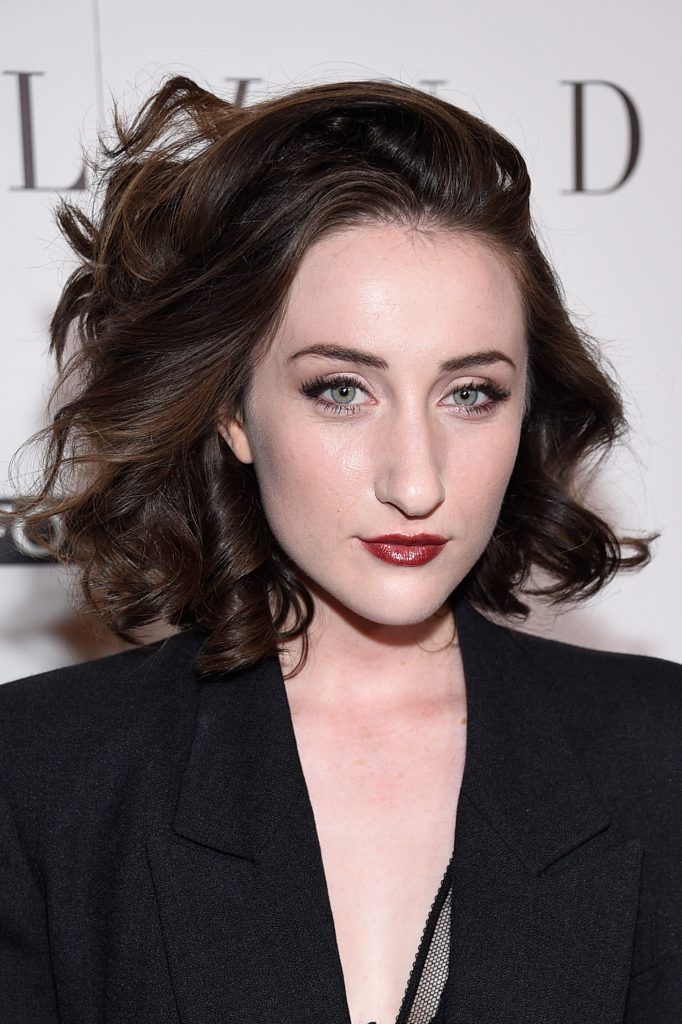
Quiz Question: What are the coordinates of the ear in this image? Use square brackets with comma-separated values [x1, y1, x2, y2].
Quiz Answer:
[217, 411, 254, 465]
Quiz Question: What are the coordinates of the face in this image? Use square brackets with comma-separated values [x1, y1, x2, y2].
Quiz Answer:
[218, 223, 528, 629]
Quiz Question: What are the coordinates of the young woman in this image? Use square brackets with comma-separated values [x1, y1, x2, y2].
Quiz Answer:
[1, 76, 680, 1024]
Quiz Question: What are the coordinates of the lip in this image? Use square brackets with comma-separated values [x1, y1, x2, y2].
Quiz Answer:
[361, 533, 448, 544]
[358, 534, 448, 566]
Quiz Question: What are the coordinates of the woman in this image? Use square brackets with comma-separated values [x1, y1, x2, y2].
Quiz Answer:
[0, 75, 680, 1024]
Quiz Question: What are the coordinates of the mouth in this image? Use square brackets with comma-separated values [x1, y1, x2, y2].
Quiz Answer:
[358, 534, 448, 566]
[361, 533, 448, 545]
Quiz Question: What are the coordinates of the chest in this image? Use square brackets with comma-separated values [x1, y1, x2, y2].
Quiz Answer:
[288, 702, 467, 1024]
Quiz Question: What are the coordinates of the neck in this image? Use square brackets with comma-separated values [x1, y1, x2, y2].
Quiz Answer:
[273, 582, 464, 713]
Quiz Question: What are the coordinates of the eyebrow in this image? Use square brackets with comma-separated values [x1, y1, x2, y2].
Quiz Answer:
[288, 342, 517, 373]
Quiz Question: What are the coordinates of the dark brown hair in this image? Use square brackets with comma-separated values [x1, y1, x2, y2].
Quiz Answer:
[7, 75, 653, 675]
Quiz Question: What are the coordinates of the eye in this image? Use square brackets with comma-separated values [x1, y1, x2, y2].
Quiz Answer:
[452, 386, 482, 406]
[299, 374, 512, 419]
[299, 374, 370, 416]
[442, 380, 512, 417]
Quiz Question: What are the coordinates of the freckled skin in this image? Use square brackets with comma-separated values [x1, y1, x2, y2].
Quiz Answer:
[219, 223, 528, 697]
[218, 223, 527, 1022]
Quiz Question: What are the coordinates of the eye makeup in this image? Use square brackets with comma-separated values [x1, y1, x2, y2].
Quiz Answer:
[298, 373, 512, 418]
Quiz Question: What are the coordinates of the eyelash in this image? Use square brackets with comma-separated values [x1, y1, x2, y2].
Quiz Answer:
[299, 374, 512, 418]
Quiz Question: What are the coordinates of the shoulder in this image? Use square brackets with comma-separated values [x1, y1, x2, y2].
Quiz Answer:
[460, 599, 682, 775]
[0, 628, 206, 728]
[497, 616, 682, 800]
[460, 599, 682, 708]
[498, 614, 682, 745]
[0, 629, 207, 812]
[505, 611, 680, 670]
[502, 616, 682, 708]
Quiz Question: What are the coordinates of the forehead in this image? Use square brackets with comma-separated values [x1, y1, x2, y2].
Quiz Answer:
[275, 223, 526, 360]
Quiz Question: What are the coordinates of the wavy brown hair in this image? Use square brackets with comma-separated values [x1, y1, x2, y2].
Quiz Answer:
[7, 75, 653, 675]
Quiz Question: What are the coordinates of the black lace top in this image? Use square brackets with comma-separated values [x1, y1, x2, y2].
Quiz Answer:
[366, 849, 454, 1024]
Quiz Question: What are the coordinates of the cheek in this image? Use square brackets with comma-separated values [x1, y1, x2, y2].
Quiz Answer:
[480, 428, 521, 490]
[249, 417, 356, 539]
[447, 423, 521, 524]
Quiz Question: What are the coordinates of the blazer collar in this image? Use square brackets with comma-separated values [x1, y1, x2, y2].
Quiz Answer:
[149, 596, 643, 1024]
[172, 595, 610, 873]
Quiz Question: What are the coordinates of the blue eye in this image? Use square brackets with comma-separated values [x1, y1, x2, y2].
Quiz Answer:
[299, 374, 368, 416]
[328, 382, 358, 405]
[443, 381, 512, 415]
[299, 375, 511, 418]
[452, 386, 481, 406]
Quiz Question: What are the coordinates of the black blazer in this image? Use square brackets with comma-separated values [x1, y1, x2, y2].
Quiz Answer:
[1, 598, 681, 1023]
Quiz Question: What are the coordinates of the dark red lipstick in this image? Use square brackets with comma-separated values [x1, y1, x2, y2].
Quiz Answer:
[359, 533, 448, 566]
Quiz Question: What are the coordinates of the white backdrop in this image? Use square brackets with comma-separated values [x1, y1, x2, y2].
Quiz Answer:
[1, 0, 680, 683]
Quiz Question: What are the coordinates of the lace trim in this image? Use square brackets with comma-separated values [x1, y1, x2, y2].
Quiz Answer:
[393, 851, 454, 1024]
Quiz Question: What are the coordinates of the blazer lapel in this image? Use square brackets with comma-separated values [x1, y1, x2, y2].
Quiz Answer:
[445, 600, 643, 1022]
[146, 598, 642, 1024]
[146, 649, 351, 1024]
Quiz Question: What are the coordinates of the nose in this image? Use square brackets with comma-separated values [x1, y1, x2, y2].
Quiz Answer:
[372, 408, 446, 518]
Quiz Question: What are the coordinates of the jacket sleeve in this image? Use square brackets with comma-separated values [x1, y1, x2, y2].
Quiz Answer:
[0, 774, 60, 1022]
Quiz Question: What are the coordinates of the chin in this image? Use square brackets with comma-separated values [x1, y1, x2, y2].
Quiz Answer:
[289, 562, 461, 627]
[335, 588, 456, 628]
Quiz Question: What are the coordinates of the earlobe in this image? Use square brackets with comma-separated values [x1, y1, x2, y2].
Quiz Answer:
[217, 415, 254, 465]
